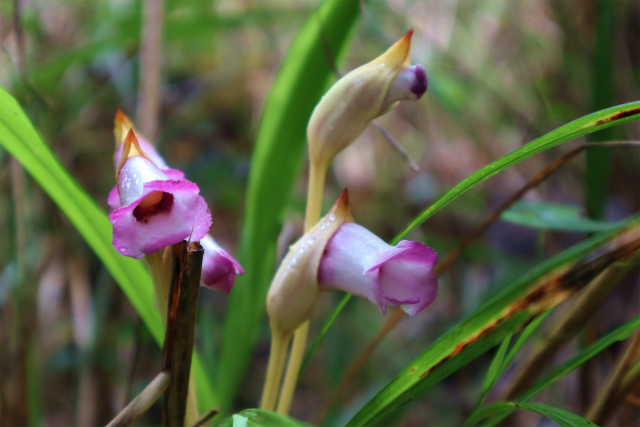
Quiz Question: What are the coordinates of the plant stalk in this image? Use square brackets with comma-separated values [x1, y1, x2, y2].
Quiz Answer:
[106, 371, 171, 427]
[260, 328, 292, 411]
[274, 161, 328, 415]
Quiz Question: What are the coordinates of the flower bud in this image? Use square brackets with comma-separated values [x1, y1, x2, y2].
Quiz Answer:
[267, 190, 353, 334]
[114, 109, 169, 169]
[307, 30, 428, 168]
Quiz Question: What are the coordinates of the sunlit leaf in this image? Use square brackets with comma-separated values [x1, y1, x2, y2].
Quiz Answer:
[501, 201, 621, 232]
[345, 217, 640, 426]
[0, 86, 218, 411]
[217, 0, 361, 411]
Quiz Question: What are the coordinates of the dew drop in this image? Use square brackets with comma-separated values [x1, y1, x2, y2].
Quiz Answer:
[329, 213, 336, 221]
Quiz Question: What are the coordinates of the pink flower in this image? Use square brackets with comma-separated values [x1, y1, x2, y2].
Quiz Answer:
[200, 235, 244, 292]
[267, 190, 438, 334]
[109, 129, 211, 259]
[318, 222, 438, 315]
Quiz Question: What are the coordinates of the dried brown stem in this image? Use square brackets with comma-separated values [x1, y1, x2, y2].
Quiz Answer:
[106, 371, 171, 427]
[586, 330, 640, 424]
[188, 408, 220, 427]
[318, 141, 640, 421]
[371, 122, 420, 172]
[435, 140, 640, 276]
[504, 253, 638, 399]
[162, 241, 204, 427]
[137, 0, 164, 140]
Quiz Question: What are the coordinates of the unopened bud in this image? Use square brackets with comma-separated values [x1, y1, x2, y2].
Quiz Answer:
[307, 30, 428, 169]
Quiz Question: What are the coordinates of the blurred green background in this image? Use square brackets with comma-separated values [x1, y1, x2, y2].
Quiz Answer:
[0, 0, 638, 426]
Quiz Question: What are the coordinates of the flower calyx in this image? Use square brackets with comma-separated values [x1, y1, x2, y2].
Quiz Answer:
[267, 190, 353, 334]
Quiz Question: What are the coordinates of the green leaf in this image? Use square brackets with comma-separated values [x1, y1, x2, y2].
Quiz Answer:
[0, 86, 218, 410]
[470, 309, 551, 422]
[586, 0, 616, 220]
[477, 334, 512, 407]
[470, 315, 640, 427]
[471, 402, 599, 427]
[216, 409, 313, 427]
[394, 101, 640, 241]
[344, 217, 640, 427]
[217, 0, 361, 411]
[306, 102, 640, 372]
[501, 201, 622, 232]
[300, 292, 351, 374]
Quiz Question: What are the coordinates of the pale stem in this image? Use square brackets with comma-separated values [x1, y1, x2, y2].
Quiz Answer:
[275, 160, 328, 414]
[276, 321, 309, 414]
[260, 328, 292, 411]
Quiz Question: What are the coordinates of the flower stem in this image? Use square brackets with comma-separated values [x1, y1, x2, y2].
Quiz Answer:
[276, 321, 309, 414]
[275, 161, 327, 414]
[304, 161, 327, 230]
[260, 328, 292, 411]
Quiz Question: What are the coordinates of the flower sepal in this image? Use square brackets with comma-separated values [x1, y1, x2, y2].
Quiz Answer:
[267, 190, 353, 334]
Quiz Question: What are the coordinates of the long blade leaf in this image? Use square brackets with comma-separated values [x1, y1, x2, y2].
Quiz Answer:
[217, 0, 361, 410]
[345, 217, 640, 426]
[472, 402, 600, 427]
[305, 102, 640, 371]
[0, 86, 218, 410]
[394, 101, 640, 241]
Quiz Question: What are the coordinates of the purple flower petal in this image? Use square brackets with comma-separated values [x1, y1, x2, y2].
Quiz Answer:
[318, 222, 438, 315]
[110, 179, 211, 259]
[200, 235, 243, 293]
[107, 185, 120, 213]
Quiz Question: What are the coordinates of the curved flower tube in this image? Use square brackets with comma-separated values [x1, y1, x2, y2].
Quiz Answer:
[307, 29, 428, 169]
[109, 129, 211, 259]
[266, 190, 438, 334]
[318, 222, 438, 316]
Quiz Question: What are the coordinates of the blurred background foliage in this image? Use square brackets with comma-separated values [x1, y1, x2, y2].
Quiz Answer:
[0, 0, 638, 426]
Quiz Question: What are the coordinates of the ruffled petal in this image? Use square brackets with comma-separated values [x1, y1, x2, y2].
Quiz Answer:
[110, 179, 211, 259]
[200, 235, 243, 293]
[319, 222, 438, 316]
[378, 241, 438, 315]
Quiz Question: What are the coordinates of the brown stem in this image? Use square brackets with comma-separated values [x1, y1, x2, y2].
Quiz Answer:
[503, 253, 638, 399]
[371, 122, 420, 172]
[162, 241, 204, 427]
[586, 330, 640, 424]
[188, 408, 220, 427]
